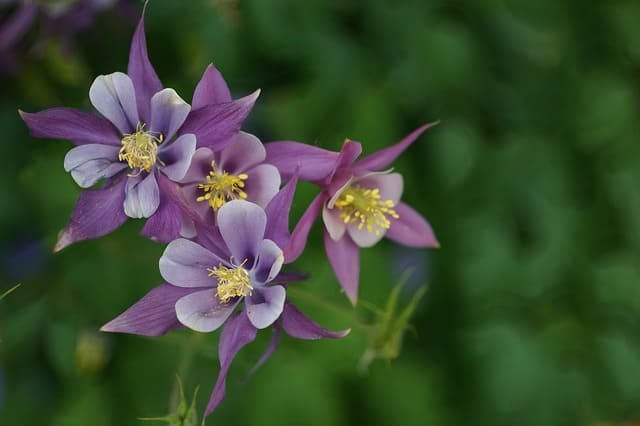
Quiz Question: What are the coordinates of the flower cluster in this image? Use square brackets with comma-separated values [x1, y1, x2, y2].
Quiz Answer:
[20, 8, 438, 418]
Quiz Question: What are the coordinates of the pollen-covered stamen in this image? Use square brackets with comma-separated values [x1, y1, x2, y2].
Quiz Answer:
[119, 123, 163, 175]
[334, 184, 399, 235]
[196, 160, 249, 212]
[208, 261, 253, 304]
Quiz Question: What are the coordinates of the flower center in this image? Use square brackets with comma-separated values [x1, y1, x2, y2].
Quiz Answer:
[119, 123, 163, 175]
[334, 184, 399, 235]
[196, 160, 249, 212]
[208, 262, 253, 304]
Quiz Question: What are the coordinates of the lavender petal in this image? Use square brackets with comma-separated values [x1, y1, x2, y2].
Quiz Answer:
[245, 285, 286, 329]
[159, 238, 224, 288]
[253, 239, 284, 284]
[159, 133, 196, 181]
[217, 200, 267, 266]
[89, 72, 139, 134]
[123, 172, 160, 218]
[149, 88, 191, 141]
[175, 289, 237, 332]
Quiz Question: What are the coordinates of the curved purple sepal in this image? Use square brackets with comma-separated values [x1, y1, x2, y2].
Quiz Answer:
[283, 193, 324, 263]
[100, 284, 195, 336]
[192, 63, 232, 109]
[355, 122, 437, 171]
[323, 230, 360, 306]
[264, 141, 338, 184]
[19, 108, 121, 146]
[180, 90, 260, 151]
[205, 311, 257, 416]
[54, 176, 128, 252]
[281, 301, 350, 340]
[386, 202, 439, 248]
[127, 13, 163, 123]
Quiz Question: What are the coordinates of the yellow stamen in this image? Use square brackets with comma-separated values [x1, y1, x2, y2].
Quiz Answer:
[196, 160, 249, 212]
[119, 123, 163, 175]
[208, 261, 253, 303]
[334, 184, 399, 235]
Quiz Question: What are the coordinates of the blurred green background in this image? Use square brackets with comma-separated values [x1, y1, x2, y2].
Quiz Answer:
[2, 0, 640, 425]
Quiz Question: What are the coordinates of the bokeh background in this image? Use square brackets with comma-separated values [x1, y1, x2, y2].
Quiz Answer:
[1, 0, 640, 425]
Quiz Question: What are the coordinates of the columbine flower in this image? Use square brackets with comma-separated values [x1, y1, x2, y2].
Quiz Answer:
[177, 131, 280, 233]
[20, 11, 258, 249]
[265, 124, 439, 304]
[101, 186, 349, 417]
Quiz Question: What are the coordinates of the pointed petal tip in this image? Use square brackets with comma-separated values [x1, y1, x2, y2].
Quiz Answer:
[54, 229, 73, 253]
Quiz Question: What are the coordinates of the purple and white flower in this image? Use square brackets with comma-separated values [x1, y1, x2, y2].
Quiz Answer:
[177, 131, 281, 233]
[265, 124, 440, 304]
[102, 195, 349, 416]
[20, 12, 258, 249]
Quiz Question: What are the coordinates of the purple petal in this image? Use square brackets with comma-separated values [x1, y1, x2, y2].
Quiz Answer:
[175, 289, 237, 332]
[124, 172, 160, 218]
[244, 164, 281, 208]
[264, 171, 298, 250]
[253, 239, 284, 284]
[159, 238, 224, 288]
[63, 144, 125, 188]
[264, 141, 339, 184]
[217, 200, 266, 265]
[355, 123, 436, 171]
[323, 230, 360, 305]
[159, 133, 196, 181]
[245, 285, 286, 329]
[283, 193, 324, 263]
[386, 202, 439, 248]
[127, 13, 163, 123]
[179, 147, 214, 184]
[281, 301, 351, 339]
[100, 284, 196, 336]
[180, 90, 260, 151]
[140, 175, 182, 243]
[19, 108, 121, 146]
[322, 203, 346, 241]
[89, 72, 139, 134]
[218, 131, 266, 173]
[192, 64, 232, 109]
[54, 176, 128, 252]
[346, 173, 404, 248]
[149, 88, 191, 141]
[206, 311, 257, 416]
[334, 140, 363, 173]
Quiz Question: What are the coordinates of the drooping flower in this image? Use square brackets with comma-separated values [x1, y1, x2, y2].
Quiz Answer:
[265, 123, 439, 304]
[101, 182, 349, 416]
[20, 12, 258, 249]
[177, 131, 281, 234]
